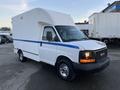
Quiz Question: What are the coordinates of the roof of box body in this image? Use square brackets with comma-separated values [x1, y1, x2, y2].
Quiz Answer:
[12, 8, 74, 26]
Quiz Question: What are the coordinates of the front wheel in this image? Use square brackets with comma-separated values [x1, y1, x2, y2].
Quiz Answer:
[56, 60, 76, 81]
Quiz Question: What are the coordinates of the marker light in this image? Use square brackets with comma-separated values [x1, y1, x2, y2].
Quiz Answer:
[80, 59, 95, 64]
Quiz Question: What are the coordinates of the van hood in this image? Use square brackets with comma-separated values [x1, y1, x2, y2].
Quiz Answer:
[66, 40, 106, 50]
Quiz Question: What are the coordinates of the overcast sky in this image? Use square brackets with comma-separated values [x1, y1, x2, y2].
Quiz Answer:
[0, 0, 116, 28]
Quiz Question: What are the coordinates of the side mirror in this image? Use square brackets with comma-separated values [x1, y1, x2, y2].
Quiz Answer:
[46, 31, 52, 41]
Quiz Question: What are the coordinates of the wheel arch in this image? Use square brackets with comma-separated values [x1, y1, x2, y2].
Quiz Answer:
[55, 55, 73, 66]
[17, 49, 22, 54]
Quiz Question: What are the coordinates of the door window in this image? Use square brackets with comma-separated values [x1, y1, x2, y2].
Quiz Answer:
[42, 26, 60, 42]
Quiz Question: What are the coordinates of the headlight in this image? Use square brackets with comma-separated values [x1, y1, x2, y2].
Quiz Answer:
[80, 51, 96, 64]
[85, 52, 91, 59]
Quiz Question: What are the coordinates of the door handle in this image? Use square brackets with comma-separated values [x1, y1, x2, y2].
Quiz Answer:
[40, 42, 42, 46]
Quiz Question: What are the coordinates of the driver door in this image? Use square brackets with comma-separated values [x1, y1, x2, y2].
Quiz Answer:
[39, 26, 60, 65]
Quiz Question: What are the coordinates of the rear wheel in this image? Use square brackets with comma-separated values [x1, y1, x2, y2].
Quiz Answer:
[18, 51, 26, 62]
[56, 59, 76, 81]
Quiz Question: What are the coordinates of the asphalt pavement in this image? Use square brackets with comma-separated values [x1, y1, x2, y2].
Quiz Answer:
[0, 43, 120, 90]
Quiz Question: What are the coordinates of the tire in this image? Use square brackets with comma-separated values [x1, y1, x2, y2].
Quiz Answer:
[56, 59, 76, 81]
[18, 51, 26, 62]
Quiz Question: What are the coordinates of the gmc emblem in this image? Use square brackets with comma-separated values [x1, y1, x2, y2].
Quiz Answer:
[100, 52, 105, 56]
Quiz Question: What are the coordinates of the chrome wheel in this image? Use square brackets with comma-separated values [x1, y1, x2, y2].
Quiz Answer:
[19, 53, 23, 61]
[59, 63, 69, 78]
[18, 51, 25, 62]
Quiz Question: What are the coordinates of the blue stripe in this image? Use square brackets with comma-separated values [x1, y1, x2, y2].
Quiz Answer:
[13, 39, 79, 49]
[14, 39, 40, 43]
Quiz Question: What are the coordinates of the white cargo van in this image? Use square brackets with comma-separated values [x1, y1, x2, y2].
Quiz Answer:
[12, 8, 110, 80]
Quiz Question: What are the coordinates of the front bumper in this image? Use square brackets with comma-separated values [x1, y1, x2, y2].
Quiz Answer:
[73, 57, 110, 73]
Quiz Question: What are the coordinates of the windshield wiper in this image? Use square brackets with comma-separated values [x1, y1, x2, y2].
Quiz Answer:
[65, 39, 80, 42]
[81, 38, 89, 40]
[64, 38, 89, 42]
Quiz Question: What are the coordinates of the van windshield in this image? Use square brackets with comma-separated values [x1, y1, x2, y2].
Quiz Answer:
[55, 26, 88, 42]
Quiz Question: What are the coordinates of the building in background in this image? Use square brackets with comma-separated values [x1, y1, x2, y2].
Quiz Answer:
[102, 1, 120, 13]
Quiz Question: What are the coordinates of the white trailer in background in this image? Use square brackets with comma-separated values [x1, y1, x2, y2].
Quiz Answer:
[89, 13, 120, 43]
[12, 8, 109, 80]
[76, 23, 93, 36]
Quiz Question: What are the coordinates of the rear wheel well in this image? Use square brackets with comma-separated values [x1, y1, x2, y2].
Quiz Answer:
[17, 49, 22, 54]
[17, 49, 26, 62]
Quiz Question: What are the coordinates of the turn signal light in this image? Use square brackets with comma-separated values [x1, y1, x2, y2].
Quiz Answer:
[80, 59, 96, 64]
